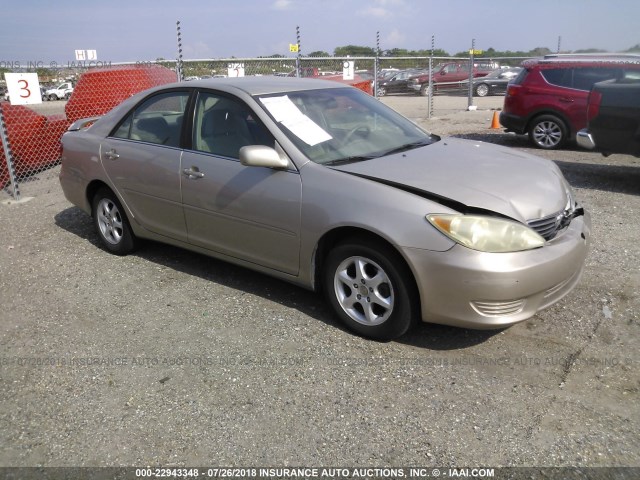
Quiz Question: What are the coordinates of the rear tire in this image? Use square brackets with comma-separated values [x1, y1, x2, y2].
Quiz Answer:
[323, 240, 417, 340]
[528, 114, 568, 149]
[92, 187, 138, 255]
[475, 83, 489, 97]
[377, 86, 387, 97]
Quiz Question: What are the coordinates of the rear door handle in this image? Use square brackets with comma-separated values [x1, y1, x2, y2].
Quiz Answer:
[182, 167, 205, 179]
[104, 149, 119, 160]
[559, 97, 574, 103]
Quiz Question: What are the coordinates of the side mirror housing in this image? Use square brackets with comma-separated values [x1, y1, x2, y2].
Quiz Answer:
[239, 145, 289, 169]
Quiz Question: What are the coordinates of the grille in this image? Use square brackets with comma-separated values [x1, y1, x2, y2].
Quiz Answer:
[528, 212, 563, 240]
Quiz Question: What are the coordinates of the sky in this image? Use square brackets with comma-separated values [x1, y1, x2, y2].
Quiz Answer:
[1, 0, 639, 63]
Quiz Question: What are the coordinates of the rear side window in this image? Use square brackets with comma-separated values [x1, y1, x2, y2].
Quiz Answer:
[573, 68, 621, 90]
[541, 68, 573, 88]
[112, 91, 190, 147]
[541, 67, 622, 91]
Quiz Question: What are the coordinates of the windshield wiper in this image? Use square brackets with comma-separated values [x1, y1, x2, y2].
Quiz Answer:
[379, 139, 433, 156]
[323, 155, 378, 166]
[323, 138, 434, 166]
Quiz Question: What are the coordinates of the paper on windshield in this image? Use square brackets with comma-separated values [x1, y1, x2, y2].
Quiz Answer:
[260, 95, 332, 146]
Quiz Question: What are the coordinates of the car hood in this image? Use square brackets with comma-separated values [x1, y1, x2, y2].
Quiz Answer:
[331, 137, 568, 222]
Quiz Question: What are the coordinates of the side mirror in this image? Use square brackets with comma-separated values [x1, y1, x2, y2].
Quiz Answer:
[240, 145, 289, 169]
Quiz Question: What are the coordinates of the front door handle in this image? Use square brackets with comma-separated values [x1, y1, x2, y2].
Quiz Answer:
[104, 149, 119, 160]
[182, 167, 205, 179]
[559, 97, 574, 103]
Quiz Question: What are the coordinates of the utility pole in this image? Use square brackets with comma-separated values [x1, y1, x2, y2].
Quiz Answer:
[296, 26, 301, 78]
[176, 21, 184, 81]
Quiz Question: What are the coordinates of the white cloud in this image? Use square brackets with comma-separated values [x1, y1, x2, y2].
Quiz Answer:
[272, 0, 293, 9]
[183, 41, 213, 59]
[385, 28, 406, 47]
[362, 6, 387, 18]
[360, 0, 406, 18]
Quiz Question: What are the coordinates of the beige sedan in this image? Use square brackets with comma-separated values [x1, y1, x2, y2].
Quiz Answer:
[60, 77, 590, 340]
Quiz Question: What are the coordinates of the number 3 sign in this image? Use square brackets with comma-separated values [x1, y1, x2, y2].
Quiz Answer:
[4, 73, 43, 105]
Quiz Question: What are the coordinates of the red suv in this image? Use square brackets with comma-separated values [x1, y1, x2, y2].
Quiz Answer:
[408, 61, 497, 96]
[500, 55, 640, 149]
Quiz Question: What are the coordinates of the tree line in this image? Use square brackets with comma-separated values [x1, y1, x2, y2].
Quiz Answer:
[261, 43, 640, 58]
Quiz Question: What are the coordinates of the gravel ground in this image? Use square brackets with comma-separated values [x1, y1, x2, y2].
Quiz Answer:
[0, 94, 638, 470]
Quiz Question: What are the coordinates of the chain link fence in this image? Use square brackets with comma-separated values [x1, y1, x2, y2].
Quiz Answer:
[1, 55, 532, 199]
[0, 65, 177, 198]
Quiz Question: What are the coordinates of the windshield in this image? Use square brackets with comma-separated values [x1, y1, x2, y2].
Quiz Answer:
[484, 70, 503, 79]
[257, 87, 438, 165]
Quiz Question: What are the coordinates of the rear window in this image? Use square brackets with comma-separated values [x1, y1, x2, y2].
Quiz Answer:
[512, 68, 529, 85]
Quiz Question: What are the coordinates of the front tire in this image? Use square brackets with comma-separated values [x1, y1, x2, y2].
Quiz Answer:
[377, 86, 387, 97]
[419, 84, 431, 96]
[92, 188, 138, 255]
[528, 114, 568, 149]
[323, 240, 417, 340]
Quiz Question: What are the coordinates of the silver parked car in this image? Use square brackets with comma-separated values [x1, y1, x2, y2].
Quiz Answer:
[59, 77, 590, 340]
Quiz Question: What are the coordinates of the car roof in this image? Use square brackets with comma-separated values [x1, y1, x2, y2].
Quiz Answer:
[523, 54, 640, 69]
[81, 76, 356, 138]
[172, 76, 348, 95]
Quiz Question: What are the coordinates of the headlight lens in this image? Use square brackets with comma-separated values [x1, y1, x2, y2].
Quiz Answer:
[427, 214, 545, 253]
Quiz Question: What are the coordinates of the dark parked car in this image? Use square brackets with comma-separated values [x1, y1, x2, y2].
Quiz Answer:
[500, 54, 640, 149]
[471, 68, 522, 97]
[577, 78, 640, 157]
[376, 69, 425, 96]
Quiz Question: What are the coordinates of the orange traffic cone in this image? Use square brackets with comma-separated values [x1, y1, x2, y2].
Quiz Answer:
[490, 111, 500, 129]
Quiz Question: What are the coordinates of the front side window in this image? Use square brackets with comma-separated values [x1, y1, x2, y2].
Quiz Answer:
[192, 92, 274, 159]
[112, 91, 190, 147]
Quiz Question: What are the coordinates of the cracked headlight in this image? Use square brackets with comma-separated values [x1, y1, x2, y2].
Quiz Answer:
[427, 214, 545, 253]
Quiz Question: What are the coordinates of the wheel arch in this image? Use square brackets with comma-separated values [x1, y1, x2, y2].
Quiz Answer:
[312, 226, 420, 302]
[86, 180, 112, 213]
[86, 180, 136, 224]
[525, 109, 574, 139]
